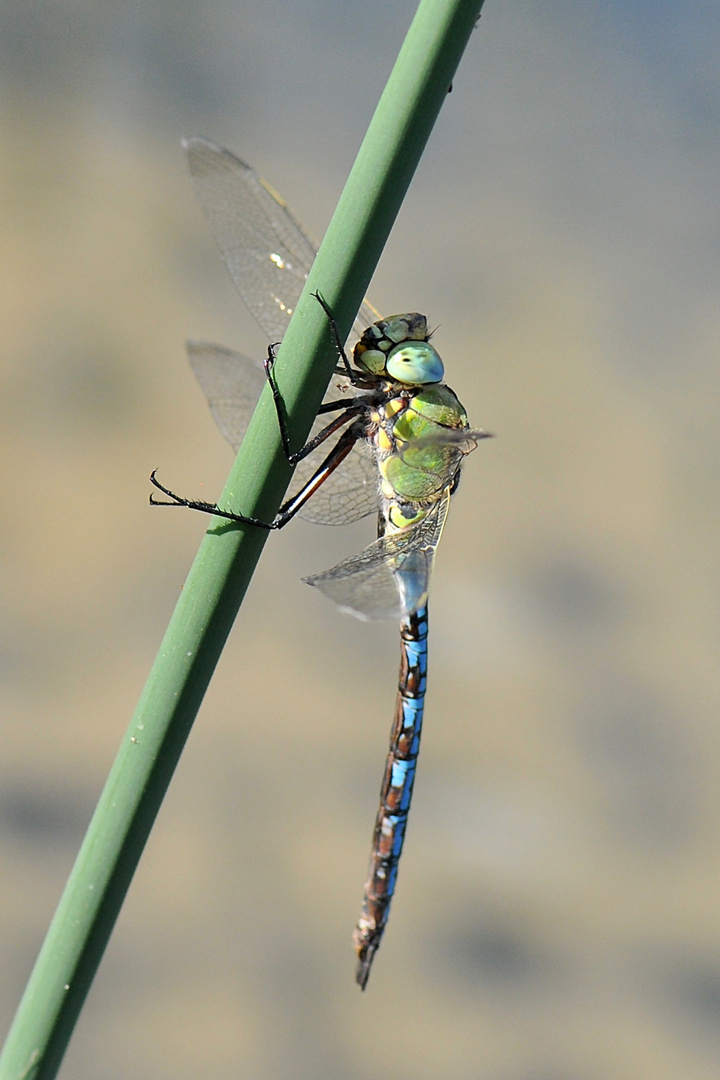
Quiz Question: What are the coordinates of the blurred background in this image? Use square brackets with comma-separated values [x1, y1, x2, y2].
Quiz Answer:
[2, 1, 720, 1077]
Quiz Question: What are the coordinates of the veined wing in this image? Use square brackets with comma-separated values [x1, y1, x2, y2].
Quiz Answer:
[183, 137, 378, 346]
[405, 426, 487, 456]
[187, 341, 266, 448]
[303, 493, 452, 621]
[188, 340, 378, 525]
[393, 425, 489, 487]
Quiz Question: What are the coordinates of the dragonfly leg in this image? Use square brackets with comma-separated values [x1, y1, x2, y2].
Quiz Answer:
[150, 420, 361, 530]
[263, 342, 295, 461]
[263, 342, 366, 466]
[269, 423, 360, 523]
[149, 470, 278, 529]
[312, 291, 355, 380]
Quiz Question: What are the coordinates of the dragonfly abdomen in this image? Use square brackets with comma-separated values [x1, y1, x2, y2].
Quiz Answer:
[354, 604, 429, 989]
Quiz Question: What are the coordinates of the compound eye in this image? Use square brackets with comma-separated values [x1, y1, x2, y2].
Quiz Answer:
[386, 341, 444, 384]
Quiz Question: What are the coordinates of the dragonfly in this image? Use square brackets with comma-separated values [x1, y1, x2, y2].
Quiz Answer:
[152, 137, 488, 988]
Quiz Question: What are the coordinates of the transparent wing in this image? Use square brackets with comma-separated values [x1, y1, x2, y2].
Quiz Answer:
[183, 136, 378, 347]
[408, 427, 488, 456]
[187, 341, 266, 450]
[187, 340, 378, 525]
[292, 431, 378, 525]
[393, 425, 489, 489]
[303, 493, 452, 621]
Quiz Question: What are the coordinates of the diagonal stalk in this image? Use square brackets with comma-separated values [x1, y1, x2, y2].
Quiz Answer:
[0, 1, 485, 1077]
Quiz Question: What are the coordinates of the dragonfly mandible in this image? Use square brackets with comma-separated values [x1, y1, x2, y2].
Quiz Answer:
[152, 137, 489, 988]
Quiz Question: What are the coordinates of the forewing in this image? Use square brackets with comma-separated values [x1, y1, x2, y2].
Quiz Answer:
[303, 493, 451, 620]
[183, 136, 377, 349]
[184, 137, 313, 343]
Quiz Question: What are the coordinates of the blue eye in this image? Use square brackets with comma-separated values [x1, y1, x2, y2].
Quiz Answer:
[386, 341, 444, 384]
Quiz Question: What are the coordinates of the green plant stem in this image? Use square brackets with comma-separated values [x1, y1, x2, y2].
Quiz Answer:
[0, 1, 485, 1077]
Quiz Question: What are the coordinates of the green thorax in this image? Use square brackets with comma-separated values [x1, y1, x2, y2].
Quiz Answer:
[376, 383, 470, 508]
[353, 312, 471, 527]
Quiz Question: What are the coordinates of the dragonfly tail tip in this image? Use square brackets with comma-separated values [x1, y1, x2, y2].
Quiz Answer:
[355, 942, 379, 991]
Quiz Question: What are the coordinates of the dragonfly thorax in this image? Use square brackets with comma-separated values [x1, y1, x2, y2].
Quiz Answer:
[354, 313, 444, 385]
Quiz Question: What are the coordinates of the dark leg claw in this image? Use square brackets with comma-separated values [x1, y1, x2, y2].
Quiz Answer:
[148, 470, 274, 528]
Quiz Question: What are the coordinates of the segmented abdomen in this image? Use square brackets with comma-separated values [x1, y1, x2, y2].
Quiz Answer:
[354, 605, 429, 989]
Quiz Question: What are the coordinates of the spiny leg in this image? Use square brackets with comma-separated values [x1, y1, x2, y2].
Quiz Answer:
[150, 421, 360, 530]
[149, 470, 276, 528]
[263, 341, 365, 465]
[312, 290, 355, 380]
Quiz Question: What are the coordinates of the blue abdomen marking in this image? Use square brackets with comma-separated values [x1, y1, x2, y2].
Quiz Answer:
[353, 604, 429, 988]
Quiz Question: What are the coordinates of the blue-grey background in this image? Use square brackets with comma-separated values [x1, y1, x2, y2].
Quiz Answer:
[2, 2, 720, 1077]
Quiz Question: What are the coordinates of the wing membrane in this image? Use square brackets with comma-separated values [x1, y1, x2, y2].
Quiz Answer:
[183, 137, 378, 347]
[303, 493, 451, 620]
[188, 341, 266, 449]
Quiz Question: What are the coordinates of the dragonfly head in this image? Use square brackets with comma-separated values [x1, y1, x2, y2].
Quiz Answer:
[354, 313, 444, 384]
